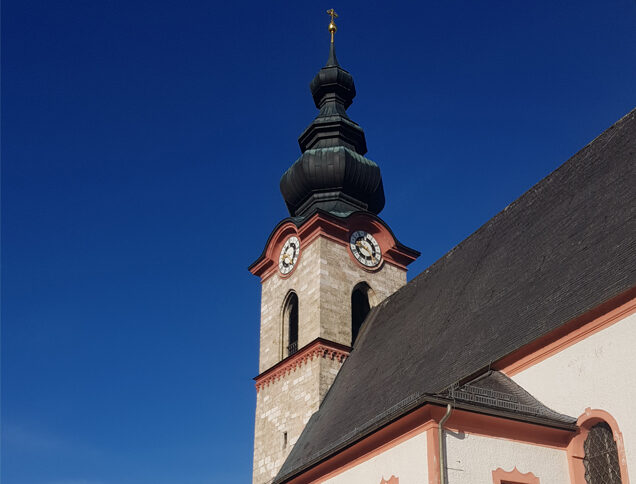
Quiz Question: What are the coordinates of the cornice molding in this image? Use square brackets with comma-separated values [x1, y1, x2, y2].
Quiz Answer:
[496, 288, 636, 376]
[249, 211, 419, 282]
[254, 338, 351, 392]
[492, 467, 539, 484]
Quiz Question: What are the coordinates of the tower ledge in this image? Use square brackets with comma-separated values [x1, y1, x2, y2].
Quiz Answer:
[248, 210, 420, 282]
[254, 338, 351, 392]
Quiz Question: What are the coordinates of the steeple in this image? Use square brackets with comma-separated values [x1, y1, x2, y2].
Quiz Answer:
[279, 11, 385, 218]
[251, 16, 420, 483]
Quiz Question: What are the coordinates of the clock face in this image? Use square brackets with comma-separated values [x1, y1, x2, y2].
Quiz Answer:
[279, 236, 300, 275]
[350, 231, 381, 268]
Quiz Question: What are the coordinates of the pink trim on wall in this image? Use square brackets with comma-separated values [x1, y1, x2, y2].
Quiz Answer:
[439, 406, 574, 450]
[282, 405, 575, 484]
[427, 426, 441, 484]
[285, 406, 436, 484]
[249, 212, 419, 282]
[254, 338, 350, 392]
[249, 221, 300, 281]
[379, 476, 399, 484]
[496, 288, 636, 376]
[567, 408, 630, 484]
[492, 467, 540, 484]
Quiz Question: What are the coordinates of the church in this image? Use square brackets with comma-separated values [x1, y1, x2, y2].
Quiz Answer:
[249, 11, 636, 484]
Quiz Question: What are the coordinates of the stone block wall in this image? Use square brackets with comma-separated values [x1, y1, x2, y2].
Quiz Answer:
[253, 352, 344, 484]
[258, 237, 321, 372]
[258, 236, 407, 372]
[316, 237, 406, 345]
[253, 233, 408, 483]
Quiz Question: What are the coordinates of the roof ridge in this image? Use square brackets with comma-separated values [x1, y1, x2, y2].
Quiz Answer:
[390, 106, 636, 295]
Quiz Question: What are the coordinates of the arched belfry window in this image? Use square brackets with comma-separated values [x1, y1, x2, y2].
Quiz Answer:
[351, 283, 374, 346]
[283, 292, 299, 356]
[583, 422, 622, 483]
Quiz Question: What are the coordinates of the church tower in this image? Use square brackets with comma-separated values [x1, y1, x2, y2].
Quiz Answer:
[249, 12, 419, 484]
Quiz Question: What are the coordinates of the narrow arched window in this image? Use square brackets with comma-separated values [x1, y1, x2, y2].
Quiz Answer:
[284, 292, 299, 356]
[351, 283, 371, 346]
[583, 422, 622, 483]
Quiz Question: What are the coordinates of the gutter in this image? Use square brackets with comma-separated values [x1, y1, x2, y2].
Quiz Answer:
[438, 403, 453, 484]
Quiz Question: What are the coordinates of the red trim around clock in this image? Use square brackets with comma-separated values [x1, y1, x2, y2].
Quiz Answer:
[249, 212, 419, 281]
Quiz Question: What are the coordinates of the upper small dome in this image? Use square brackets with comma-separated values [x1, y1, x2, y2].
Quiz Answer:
[310, 44, 355, 110]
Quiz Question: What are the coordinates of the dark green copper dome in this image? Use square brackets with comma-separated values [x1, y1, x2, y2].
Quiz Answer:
[279, 42, 385, 217]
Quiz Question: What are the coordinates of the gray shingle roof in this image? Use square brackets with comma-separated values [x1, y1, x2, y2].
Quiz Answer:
[275, 107, 636, 482]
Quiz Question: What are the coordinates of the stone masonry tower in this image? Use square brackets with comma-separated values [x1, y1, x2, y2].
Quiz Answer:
[248, 14, 419, 484]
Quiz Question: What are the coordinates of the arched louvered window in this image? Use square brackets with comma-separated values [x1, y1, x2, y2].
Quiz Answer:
[583, 422, 622, 484]
[284, 292, 299, 356]
[351, 283, 372, 346]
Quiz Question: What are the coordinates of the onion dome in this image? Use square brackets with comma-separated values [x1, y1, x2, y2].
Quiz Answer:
[280, 39, 385, 218]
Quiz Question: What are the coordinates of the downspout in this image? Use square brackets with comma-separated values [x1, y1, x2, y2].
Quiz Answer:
[438, 403, 453, 484]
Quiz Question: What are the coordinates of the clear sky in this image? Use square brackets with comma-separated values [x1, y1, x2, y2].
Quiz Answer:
[2, 1, 635, 483]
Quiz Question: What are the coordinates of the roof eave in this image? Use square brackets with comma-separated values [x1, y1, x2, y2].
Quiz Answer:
[274, 395, 577, 483]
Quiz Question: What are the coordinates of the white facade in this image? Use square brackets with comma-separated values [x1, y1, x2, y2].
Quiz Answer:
[445, 432, 568, 483]
[315, 425, 570, 483]
[512, 310, 636, 476]
[322, 431, 428, 484]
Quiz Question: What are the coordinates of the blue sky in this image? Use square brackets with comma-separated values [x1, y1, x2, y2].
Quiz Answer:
[2, 1, 635, 483]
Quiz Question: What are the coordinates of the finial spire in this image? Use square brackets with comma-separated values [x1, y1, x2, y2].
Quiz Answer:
[279, 15, 386, 217]
[327, 8, 338, 43]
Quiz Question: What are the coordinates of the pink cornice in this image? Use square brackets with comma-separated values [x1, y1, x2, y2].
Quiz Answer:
[497, 288, 636, 376]
[492, 467, 539, 484]
[254, 338, 351, 392]
[249, 212, 419, 282]
[380, 476, 399, 484]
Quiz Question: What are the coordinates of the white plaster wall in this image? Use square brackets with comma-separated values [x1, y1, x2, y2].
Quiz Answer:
[445, 432, 568, 483]
[323, 431, 428, 484]
[512, 311, 636, 475]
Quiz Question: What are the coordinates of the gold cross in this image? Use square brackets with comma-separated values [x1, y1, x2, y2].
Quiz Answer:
[327, 8, 338, 43]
